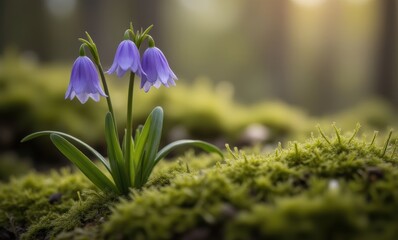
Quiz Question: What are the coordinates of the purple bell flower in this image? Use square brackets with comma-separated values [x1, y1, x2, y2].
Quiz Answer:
[107, 40, 145, 78]
[141, 47, 177, 92]
[65, 56, 107, 104]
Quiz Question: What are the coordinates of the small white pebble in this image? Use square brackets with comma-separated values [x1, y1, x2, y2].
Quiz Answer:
[328, 179, 339, 191]
[241, 124, 269, 144]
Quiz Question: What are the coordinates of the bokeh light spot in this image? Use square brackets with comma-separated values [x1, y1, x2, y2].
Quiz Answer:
[45, 0, 76, 18]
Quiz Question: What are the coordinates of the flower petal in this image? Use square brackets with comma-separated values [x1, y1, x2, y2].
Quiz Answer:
[76, 92, 89, 104]
[90, 93, 100, 102]
[117, 41, 135, 70]
[106, 61, 118, 74]
[142, 49, 158, 83]
[153, 80, 162, 88]
[66, 56, 106, 104]
[65, 82, 73, 99]
[168, 78, 176, 86]
[107, 40, 143, 77]
[143, 81, 152, 92]
[153, 48, 171, 84]
[116, 66, 127, 78]
[140, 46, 177, 92]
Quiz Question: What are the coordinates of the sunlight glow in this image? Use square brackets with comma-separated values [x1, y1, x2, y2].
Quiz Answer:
[345, 0, 372, 5]
[178, 0, 241, 31]
[290, 0, 327, 7]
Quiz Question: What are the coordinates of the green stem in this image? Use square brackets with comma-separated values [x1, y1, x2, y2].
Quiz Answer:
[126, 72, 135, 176]
[97, 63, 118, 138]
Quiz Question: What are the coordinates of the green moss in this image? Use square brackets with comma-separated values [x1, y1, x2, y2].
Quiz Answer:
[1, 128, 397, 239]
[0, 152, 219, 239]
[104, 128, 398, 239]
[0, 168, 94, 238]
[23, 191, 116, 240]
[226, 193, 368, 240]
[147, 151, 222, 188]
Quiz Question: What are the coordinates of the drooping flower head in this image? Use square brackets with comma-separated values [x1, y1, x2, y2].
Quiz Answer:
[65, 48, 107, 104]
[107, 32, 144, 78]
[140, 38, 177, 92]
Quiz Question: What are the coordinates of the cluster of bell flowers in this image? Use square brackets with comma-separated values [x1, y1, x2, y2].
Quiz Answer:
[65, 33, 177, 104]
[22, 25, 223, 195]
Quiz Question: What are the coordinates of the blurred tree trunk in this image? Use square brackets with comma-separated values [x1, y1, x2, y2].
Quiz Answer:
[134, 0, 162, 46]
[265, 0, 291, 101]
[244, 0, 291, 101]
[1, 0, 49, 61]
[313, 1, 341, 113]
[374, 0, 397, 104]
[79, 0, 101, 40]
[134, 0, 160, 27]
[0, 0, 5, 53]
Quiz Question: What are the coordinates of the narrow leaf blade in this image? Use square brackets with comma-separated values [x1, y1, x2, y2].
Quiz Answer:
[50, 134, 118, 194]
[123, 130, 135, 186]
[22, 131, 111, 173]
[105, 113, 129, 194]
[133, 106, 163, 187]
[155, 140, 224, 164]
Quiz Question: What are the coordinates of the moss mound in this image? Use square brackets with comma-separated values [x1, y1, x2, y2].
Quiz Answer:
[105, 128, 398, 239]
[0, 169, 116, 239]
[1, 127, 397, 239]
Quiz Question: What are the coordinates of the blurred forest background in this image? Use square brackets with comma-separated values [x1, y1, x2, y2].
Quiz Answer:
[0, 0, 397, 174]
[1, 0, 397, 110]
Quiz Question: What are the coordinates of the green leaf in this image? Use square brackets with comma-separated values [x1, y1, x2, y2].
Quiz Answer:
[133, 106, 163, 187]
[155, 140, 224, 164]
[21, 131, 111, 173]
[49, 134, 118, 194]
[105, 113, 129, 195]
[136, 25, 154, 47]
[134, 125, 144, 143]
[122, 129, 135, 183]
[78, 38, 91, 47]
[142, 25, 154, 37]
[122, 129, 127, 157]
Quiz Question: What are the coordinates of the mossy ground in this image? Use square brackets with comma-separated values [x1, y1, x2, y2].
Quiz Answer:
[1, 127, 397, 239]
[0, 169, 103, 239]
